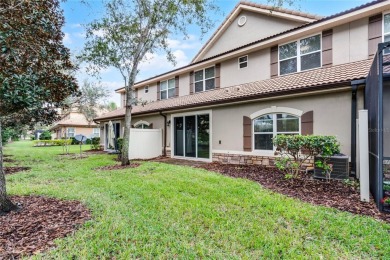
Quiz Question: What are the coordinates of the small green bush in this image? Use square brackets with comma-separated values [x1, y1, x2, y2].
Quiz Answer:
[273, 135, 340, 178]
[33, 139, 72, 146]
[39, 130, 52, 140]
[91, 137, 101, 150]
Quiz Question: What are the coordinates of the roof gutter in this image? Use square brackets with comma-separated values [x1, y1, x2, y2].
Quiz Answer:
[350, 78, 366, 178]
[102, 81, 357, 121]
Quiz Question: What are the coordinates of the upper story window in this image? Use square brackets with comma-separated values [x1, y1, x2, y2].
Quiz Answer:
[144, 86, 149, 93]
[160, 78, 175, 99]
[253, 113, 300, 151]
[238, 56, 248, 69]
[279, 34, 321, 75]
[195, 66, 215, 92]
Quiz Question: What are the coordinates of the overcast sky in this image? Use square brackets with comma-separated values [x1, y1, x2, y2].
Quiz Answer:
[61, 0, 369, 105]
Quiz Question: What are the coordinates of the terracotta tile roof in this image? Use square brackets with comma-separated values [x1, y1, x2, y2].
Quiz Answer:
[50, 113, 97, 130]
[96, 59, 372, 121]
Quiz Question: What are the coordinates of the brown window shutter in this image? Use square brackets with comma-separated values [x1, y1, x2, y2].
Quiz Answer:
[215, 63, 221, 89]
[149, 123, 153, 129]
[175, 76, 179, 97]
[189, 71, 194, 94]
[301, 111, 314, 135]
[157, 81, 161, 100]
[322, 29, 333, 67]
[368, 14, 382, 56]
[243, 116, 252, 151]
[270, 45, 278, 78]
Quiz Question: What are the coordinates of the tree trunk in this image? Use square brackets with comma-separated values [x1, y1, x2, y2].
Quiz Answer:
[121, 104, 132, 165]
[0, 119, 17, 214]
[121, 68, 138, 166]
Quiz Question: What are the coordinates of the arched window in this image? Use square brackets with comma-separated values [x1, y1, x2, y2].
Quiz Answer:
[253, 113, 300, 151]
[133, 120, 151, 129]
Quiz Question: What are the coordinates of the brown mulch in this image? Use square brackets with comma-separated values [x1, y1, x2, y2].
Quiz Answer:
[95, 163, 140, 171]
[0, 195, 91, 259]
[197, 162, 390, 223]
[3, 158, 16, 163]
[84, 149, 105, 154]
[4, 167, 31, 175]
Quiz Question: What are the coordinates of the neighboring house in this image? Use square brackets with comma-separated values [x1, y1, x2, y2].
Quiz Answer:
[50, 111, 101, 139]
[95, 0, 389, 171]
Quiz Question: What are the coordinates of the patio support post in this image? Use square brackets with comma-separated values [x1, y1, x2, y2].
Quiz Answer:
[159, 111, 167, 157]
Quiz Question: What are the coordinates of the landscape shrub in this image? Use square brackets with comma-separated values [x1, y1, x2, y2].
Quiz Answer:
[91, 137, 100, 150]
[33, 139, 72, 146]
[273, 135, 340, 179]
[39, 131, 52, 140]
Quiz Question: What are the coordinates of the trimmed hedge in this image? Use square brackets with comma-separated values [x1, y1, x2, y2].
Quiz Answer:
[34, 139, 72, 146]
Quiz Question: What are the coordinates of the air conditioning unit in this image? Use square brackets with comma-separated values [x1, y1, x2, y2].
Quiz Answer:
[314, 155, 349, 180]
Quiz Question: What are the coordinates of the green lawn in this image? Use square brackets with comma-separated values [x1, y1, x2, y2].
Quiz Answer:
[3, 141, 390, 259]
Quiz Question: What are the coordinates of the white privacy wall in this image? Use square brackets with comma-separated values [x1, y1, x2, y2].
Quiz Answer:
[129, 129, 162, 159]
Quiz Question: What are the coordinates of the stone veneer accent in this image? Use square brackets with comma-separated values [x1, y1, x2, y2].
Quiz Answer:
[212, 153, 276, 166]
[212, 153, 315, 167]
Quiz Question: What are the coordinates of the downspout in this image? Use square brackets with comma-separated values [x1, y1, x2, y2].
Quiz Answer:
[350, 79, 366, 178]
[159, 111, 167, 157]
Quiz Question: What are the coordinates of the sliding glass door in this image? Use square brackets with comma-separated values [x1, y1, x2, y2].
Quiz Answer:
[174, 114, 210, 159]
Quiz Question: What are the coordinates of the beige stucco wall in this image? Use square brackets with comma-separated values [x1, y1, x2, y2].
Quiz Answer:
[212, 90, 354, 156]
[333, 17, 369, 65]
[137, 83, 157, 102]
[202, 10, 303, 60]
[220, 48, 270, 88]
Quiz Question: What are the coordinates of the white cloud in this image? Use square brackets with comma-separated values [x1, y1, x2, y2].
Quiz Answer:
[63, 33, 72, 44]
[137, 50, 189, 80]
[71, 23, 82, 28]
[167, 34, 202, 50]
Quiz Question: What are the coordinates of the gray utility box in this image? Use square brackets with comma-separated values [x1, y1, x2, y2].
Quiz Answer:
[314, 155, 349, 180]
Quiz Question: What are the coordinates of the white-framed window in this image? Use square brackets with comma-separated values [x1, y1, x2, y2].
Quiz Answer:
[160, 78, 175, 99]
[194, 66, 215, 92]
[383, 13, 390, 54]
[279, 34, 321, 75]
[93, 128, 100, 137]
[144, 86, 149, 93]
[135, 123, 150, 129]
[134, 120, 151, 129]
[253, 113, 300, 151]
[238, 55, 248, 69]
[67, 127, 75, 138]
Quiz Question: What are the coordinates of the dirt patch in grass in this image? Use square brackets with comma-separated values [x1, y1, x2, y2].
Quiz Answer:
[84, 149, 105, 154]
[4, 167, 31, 175]
[3, 158, 16, 163]
[95, 163, 140, 171]
[0, 195, 91, 259]
[197, 163, 390, 223]
[58, 153, 89, 160]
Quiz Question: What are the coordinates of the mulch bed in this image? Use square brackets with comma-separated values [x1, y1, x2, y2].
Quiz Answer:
[197, 163, 390, 223]
[84, 149, 106, 154]
[4, 167, 31, 175]
[3, 158, 16, 163]
[0, 195, 91, 259]
[95, 163, 140, 171]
